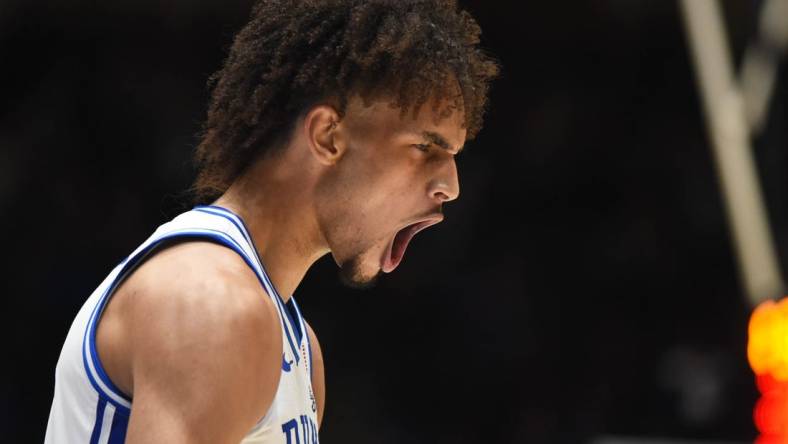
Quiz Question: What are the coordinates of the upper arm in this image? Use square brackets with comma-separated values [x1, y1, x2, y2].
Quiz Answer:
[124, 242, 282, 444]
[305, 321, 325, 429]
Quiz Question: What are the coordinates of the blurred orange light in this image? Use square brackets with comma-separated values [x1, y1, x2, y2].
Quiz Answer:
[748, 297, 788, 442]
[748, 298, 788, 380]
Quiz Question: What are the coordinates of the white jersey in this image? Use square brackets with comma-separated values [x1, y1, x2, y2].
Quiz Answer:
[45, 205, 319, 444]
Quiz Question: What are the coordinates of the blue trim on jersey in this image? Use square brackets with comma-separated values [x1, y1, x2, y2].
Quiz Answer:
[289, 297, 307, 341]
[194, 206, 284, 301]
[293, 300, 314, 383]
[108, 407, 129, 444]
[89, 397, 107, 444]
[82, 228, 301, 415]
[284, 300, 303, 345]
[293, 300, 314, 385]
[194, 206, 251, 248]
[88, 300, 132, 404]
[82, 289, 132, 415]
[270, 295, 303, 364]
[82, 264, 138, 412]
[193, 205, 305, 360]
[191, 213, 303, 363]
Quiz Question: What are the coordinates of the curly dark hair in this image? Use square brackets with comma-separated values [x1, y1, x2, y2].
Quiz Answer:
[192, 0, 500, 203]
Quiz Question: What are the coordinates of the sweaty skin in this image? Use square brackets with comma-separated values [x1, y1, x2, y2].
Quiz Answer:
[96, 91, 464, 443]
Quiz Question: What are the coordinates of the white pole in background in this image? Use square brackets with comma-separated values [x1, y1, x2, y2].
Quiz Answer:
[678, 0, 784, 306]
[740, 0, 788, 134]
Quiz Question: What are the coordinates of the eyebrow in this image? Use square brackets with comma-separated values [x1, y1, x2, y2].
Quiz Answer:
[421, 131, 464, 154]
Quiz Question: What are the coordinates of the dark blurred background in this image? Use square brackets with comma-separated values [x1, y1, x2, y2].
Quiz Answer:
[2, 0, 787, 442]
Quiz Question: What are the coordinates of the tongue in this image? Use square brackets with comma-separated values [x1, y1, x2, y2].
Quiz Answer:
[383, 226, 415, 273]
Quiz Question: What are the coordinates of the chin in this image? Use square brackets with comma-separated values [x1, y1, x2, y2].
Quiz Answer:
[338, 255, 381, 290]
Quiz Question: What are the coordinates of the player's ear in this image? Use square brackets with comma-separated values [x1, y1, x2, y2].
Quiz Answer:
[303, 104, 345, 166]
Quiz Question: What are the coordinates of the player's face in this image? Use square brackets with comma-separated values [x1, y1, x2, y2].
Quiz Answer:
[316, 93, 465, 288]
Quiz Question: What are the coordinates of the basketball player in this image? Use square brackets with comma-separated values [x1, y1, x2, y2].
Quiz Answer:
[45, 1, 498, 442]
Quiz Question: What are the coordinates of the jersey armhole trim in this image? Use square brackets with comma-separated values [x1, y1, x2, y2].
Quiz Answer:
[81, 229, 294, 415]
[193, 206, 303, 364]
[290, 298, 313, 381]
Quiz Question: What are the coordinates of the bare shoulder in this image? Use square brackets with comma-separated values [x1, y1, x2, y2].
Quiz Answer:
[126, 240, 275, 329]
[304, 320, 325, 428]
[120, 240, 283, 443]
[124, 240, 281, 362]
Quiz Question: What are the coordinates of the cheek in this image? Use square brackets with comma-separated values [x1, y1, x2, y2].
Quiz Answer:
[346, 174, 404, 219]
[316, 152, 413, 249]
[316, 195, 385, 255]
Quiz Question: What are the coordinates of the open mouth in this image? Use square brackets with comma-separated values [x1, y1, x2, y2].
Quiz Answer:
[381, 216, 443, 273]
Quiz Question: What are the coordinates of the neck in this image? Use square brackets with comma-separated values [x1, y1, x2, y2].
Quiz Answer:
[212, 150, 329, 303]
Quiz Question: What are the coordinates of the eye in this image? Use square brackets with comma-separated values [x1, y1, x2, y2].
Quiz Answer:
[413, 143, 431, 153]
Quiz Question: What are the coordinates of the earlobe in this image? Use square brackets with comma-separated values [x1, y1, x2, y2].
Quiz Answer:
[304, 105, 344, 166]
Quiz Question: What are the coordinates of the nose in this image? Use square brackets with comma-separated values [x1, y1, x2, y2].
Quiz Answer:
[429, 158, 460, 203]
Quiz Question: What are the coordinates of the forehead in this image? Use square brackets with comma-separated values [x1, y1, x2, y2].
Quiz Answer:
[344, 93, 466, 150]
